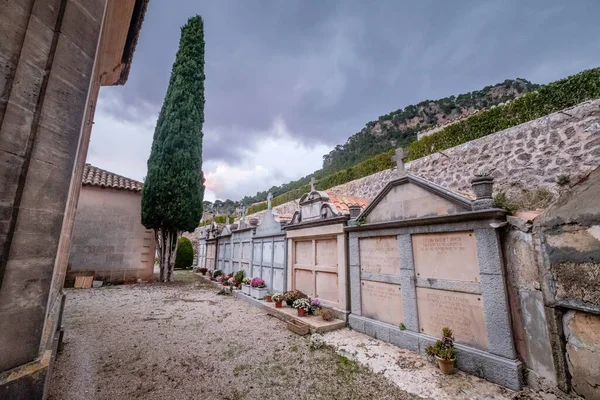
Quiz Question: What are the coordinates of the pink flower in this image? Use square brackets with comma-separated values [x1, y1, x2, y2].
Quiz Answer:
[250, 277, 266, 288]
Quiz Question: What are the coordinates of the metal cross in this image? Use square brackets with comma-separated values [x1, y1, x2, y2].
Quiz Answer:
[267, 192, 273, 209]
[309, 177, 316, 192]
[392, 148, 406, 177]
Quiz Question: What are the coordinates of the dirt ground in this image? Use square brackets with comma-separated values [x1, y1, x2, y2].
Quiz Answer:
[48, 271, 418, 400]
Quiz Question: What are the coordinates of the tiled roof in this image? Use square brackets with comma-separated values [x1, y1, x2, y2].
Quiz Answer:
[326, 193, 370, 214]
[82, 164, 143, 192]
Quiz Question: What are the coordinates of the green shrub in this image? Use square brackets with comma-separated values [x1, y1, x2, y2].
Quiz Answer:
[407, 68, 600, 160]
[175, 237, 194, 269]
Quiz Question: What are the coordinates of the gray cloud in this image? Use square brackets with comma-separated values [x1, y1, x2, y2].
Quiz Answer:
[95, 0, 600, 196]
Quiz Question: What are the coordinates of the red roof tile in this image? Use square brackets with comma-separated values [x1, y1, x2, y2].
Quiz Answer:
[82, 164, 143, 192]
[325, 193, 370, 214]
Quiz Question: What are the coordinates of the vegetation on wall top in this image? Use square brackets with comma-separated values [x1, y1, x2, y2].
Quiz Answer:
[407, 68, 600, 160]
[243, 67, 600, 216]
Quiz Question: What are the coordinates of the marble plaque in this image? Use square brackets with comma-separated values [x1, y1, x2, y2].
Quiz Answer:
[273, 269, 284, 293]
[412, 232, 480, 282]
[360, 236, 399, 275]
[417, 287, 488, 350]
[253, 243, 261, 263]
[295, 269, 313, 296]
[360, 280, 403, 326]
[316, 239, 337, 266]
[233, 243, 241, 259]
[273, 240, 285, 268]
[242, 242, 251, 259]
[262, 242, 273, 265]
[261, 266, 272, 288]
[316, 271, 338, 303]
[295, 240, 312, 265]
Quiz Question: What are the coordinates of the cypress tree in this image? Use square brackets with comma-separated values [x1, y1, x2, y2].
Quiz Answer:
[141, 15, 205, 282]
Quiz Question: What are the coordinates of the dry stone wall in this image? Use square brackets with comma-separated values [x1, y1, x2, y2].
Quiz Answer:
[249, 99, 600, 219]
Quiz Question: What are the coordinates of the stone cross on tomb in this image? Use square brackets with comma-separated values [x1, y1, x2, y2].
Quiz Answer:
[267, 192, 273, 209]
[392, 148, 407, 177]
[236, 205, 246, 219]
[309, 177, 316, 192]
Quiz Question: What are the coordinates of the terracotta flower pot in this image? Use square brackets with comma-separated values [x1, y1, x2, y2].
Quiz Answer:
[297, 309, 306, 317]
[265, 295, 272, 302]
[275, 301, 282, 308]
[435, 356, 455, 375]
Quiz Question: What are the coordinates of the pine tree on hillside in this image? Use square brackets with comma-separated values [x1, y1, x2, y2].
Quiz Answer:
[141, 15, 205, 282]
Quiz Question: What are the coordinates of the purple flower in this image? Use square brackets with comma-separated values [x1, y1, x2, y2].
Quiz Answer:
[311, 298, 321, 306]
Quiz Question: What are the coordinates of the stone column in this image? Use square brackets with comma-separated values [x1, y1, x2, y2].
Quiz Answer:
[397, 234, 419, 331]
[475, 228, 517, 359]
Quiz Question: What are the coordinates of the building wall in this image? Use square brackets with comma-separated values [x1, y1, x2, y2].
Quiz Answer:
[0, 0, 107, 389]
[67, 186, 155, 284]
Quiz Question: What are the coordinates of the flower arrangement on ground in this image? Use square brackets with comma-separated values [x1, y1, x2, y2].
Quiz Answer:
[293, 298, 312, 317]
[250, 277, 268, 299]
[241, 277, 252, 295]
[227, 276, 235, 286]
[265, 292, 274, 302]
[271, 293, 284, 308]
[283, 290, 307, 307]
[198, 267, 207, 275]
[425, 327, 456, 375]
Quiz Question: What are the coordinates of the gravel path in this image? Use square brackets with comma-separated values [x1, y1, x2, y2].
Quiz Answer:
[48, 271, 418, 400]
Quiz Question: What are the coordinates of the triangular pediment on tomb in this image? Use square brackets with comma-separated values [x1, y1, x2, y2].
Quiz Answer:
[255, 208, 285, 237]
[293, 190, 342, 223]
[359, 174, 473, 224]
[219, 225, 233, 237]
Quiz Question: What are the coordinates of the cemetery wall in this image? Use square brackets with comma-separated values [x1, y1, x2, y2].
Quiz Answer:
[328, 99, 600, 200]
[243, 99, 600, 223]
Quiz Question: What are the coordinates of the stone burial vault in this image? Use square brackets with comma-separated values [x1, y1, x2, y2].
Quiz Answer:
[345, 171, 522, 390]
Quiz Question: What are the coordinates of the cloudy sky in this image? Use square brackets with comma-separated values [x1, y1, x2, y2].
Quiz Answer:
[88, 0, 599, 202]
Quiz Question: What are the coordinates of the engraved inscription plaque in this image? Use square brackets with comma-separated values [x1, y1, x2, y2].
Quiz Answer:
[361, 280, 403, 326]
[316, 239, 337, 266]
[295, 240, 312, 265]
[412, 232, 479, 282]
[417, 287, 488, 350]
[360, 236, 399, 275]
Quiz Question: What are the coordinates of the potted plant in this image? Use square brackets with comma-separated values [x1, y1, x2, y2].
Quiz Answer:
[241, 277, 252, 295]
[250, 277, 268, 299]
[321, 309, 334, 321]
[198, 267, 208, 276]
[471, 169, 494, 199]
[271, 293, 284, 308]
[310, 298, 322, 315]
[265, 292, 274, 302]
[283, 290, 307, 307]
[234, 270, 246, 289]
[425, 327, 457, 375]
[293, 298, 311, 317]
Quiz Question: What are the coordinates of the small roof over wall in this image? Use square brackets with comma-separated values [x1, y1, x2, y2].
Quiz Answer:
[284, 189, 369, 230]
[82, 164, 143, 192]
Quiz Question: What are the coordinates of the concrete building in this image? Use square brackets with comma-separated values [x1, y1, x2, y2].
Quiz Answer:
[66, 164, 155, 285]
[0, 1, 149, 398]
